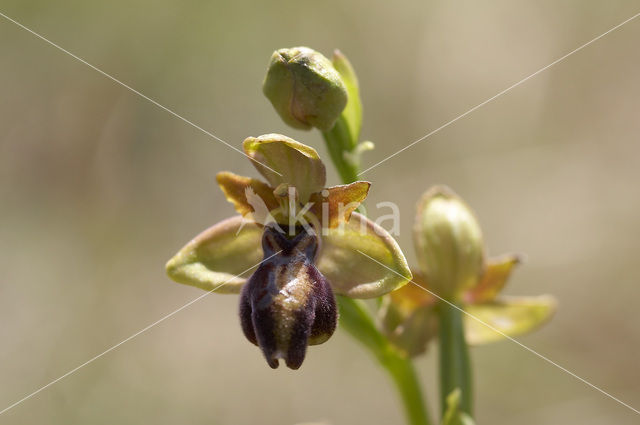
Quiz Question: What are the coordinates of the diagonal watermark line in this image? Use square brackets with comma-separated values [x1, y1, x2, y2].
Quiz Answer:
[0, 11, 282, 176]
[357, 250, 640, 415]
[0, 251, 279, 416]
[358, 11, 640, 177]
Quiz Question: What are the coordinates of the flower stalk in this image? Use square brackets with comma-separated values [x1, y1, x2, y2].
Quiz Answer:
[437, 302, 473, 416]
[338, 297, 431, 425]
[307, 48, 432, 425]
[322, 115, 359, 184]
[328, 120, 433, 424]
[331, 151, 433, 424]
[321, 50, 364, 185]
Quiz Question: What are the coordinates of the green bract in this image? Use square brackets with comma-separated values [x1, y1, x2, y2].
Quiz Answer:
[263, 46, 348, 131]
[380, 186, 556, 356]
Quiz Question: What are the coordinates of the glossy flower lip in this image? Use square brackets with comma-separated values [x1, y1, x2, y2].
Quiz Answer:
[240, 225, 337, 369]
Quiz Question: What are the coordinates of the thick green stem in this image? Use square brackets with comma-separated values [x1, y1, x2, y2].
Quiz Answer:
[322, 83, 431, 425]
[321, 116, 359, 184]
[437, 301, 473, 416]
[338, 297, 432, 425]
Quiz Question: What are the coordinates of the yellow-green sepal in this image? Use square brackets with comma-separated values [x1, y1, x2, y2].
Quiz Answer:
[165, 216, 263, 294]
[464, 295, 557, 345]
[317, 212, 411, 298]
[243, 134, 326, 203]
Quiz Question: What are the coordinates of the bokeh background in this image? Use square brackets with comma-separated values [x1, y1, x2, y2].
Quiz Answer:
[1, 1, 639, 424]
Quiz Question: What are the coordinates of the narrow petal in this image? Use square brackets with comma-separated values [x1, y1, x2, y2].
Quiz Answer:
[464, 295, 557, 345]
[165, 216, 263, 294]
[309, 181, 370, 228]
[317, 212, 411, 298]
[464, 254, 521, 304]
[243, 134, 326, 203]
[216, 171, 279, 216]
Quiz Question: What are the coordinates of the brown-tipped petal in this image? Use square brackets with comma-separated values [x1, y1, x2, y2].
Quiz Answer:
[216, 172, 279, 217]
[309, 181, 370, 228]
[389, 272, 437, 314]
[464, 254, 521, 304]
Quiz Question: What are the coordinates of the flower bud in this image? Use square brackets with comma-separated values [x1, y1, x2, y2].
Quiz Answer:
[263, 47, 348, 131]
[413, 186, 485, 301]
[239, 225, 337, 369]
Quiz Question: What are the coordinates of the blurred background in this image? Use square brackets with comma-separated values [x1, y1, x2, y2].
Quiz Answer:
[1, 0, 639, 424]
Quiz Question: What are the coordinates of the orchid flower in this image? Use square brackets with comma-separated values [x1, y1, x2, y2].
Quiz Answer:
[380, 186, 556, 357]
[166, 134, 411, 369]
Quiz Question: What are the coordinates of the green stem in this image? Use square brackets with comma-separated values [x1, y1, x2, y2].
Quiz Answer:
[437, 301, 473, 416]
[321, 116, 359, 184]
[338, 297, 432, 425]
[323, 93, 431, 425]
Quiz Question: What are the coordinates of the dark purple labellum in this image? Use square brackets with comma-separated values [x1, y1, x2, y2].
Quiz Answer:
[239, 225, 338, 369]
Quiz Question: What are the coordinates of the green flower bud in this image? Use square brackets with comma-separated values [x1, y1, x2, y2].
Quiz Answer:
[263, 47, 348, 131]
[413, 186, 485, 301]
